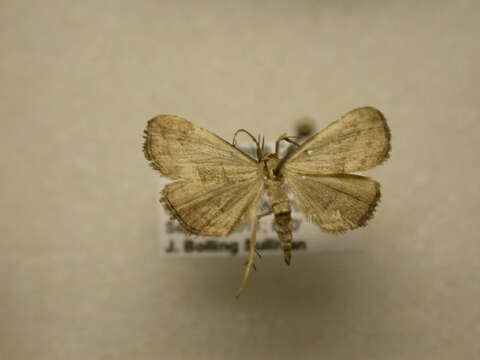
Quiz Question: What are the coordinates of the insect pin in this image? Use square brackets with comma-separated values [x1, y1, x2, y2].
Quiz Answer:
[143, 107, 391, 296]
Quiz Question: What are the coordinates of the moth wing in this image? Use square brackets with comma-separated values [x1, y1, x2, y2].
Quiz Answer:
[162, 177, 263, 236]
[284, 172, 381, 232]
[144, 115, 259, 181]
[284, 107, 391, 174]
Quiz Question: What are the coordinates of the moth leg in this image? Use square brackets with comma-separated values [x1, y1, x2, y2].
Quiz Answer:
[275, 133, 300, 156]
[236, 210, 273, 298]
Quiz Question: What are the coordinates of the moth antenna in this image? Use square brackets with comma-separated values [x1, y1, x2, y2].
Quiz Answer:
[233, 129, 259, 148]
[256, 134, 263, 161]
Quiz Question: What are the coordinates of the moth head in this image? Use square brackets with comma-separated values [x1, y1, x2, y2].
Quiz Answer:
[260, 152, 277, 161]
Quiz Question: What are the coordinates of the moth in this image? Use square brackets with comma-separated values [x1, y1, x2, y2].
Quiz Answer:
[143, 107, 391, 295]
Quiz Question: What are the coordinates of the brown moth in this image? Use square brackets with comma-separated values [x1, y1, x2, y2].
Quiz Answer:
[143, 107, 391, 296]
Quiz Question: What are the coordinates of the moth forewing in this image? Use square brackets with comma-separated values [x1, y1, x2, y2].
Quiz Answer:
[144, 115, 259, 182]
[282, 107, 390, 175]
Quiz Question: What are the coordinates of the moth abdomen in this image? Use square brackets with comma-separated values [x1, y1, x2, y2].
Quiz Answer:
[265, 177, 293, 265]
[273, 211, 293, 265]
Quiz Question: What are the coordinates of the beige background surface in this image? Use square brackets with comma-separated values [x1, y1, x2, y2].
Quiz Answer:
[1, 1, 479, 359]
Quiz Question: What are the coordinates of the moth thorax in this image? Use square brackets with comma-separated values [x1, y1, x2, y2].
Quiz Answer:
[263, 153, 280, 179]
